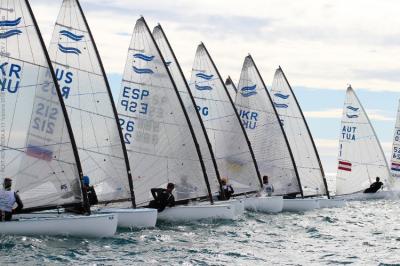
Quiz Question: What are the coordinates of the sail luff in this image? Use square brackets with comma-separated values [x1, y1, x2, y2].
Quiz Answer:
[278, 66, 329, 198]
[74, 0, 136, 207]
[200, 44, 262, 187]
[24, 0, 89, 213]
[153, 24, 223, 199]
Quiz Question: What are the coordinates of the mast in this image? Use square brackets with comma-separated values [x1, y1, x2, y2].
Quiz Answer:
[200, 44, 263, 187]
[278, 66, 328, 198]
[141, 18, 214, 203]
[75, 0, 136, 207]
[248, 57, 303, 197]
[25, 0, 89, 213]
[154, 24, 224, 199]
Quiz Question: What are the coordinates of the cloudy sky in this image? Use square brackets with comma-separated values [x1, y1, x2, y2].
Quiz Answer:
[31, 0, 400, 180]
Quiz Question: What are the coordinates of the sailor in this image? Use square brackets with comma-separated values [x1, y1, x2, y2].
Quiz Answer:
[363, 177, 384, 193]
[218, 178, 234, 200]
[262, 175, 274, 196]
[148, 183, 175, 212]
[0, 178, 23, 221]
[82, 175, 98, 206]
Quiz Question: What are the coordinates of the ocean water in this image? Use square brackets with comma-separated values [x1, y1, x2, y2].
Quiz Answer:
[1, 199, 399, 265]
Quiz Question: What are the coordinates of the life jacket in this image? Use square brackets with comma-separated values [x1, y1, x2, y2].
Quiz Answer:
[0, 190, 16, 212]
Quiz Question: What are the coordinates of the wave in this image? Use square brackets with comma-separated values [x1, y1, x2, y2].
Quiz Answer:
[346, 106, 359, 111]
[0, 29, 22, 39]
[274, 103, 289, 108]
[196, 73, 213, 80]
[195, 84, 213, 91]
[274, 93, 290, 99]
[59, 30, 84, 41]
[0, 17, 21, 27]
[133, 53, 155, 62]
[58, 44, 81, 55]
[133, 66, 154, 74]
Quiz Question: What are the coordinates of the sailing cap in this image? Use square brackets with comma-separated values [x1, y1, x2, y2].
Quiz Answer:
[83, 175, 90, 186]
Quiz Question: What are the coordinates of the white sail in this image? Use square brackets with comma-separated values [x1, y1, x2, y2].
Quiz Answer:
[152, 25, 221, 197]
[390, 100, 400, 179]
[336, 86, 392, 195]
[0, 0, 84, 210]
[188, 44, 261, 194]
[235, 57, 300, 196]
[225, 76, 237, 103]
[116, 18, 211, 206]
[48, 0, 133, 203]
[270, 67, 328, 197]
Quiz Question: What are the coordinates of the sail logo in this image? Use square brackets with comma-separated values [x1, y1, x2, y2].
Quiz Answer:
[133, 66, 154, 74]
[273, 92, 290, 109]
[240, 85, 257, 97]
[59, 30, 84, 41]
[133, 53, 155, 62]
[196, 73, 213, 80]
[346, 106, 359, 118]
[0, 62, 21, 93]
[341, 125, 356, 141]
[239, 108, 258, 129]
[58, 44, 81, 55]
[338, 160, 352, 172]
[0, 17, 22, 39]
[195, 84, 213, 91]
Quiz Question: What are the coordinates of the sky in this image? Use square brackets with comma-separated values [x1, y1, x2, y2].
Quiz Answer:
[31, 0, 400, 181]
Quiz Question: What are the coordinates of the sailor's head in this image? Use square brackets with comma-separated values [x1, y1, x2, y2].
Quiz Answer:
[3, 177, 12, 190]
[263, 176, 269, 184]
[221, 178, 228, 186]
[376, 177, 380, 182]
[83, 175, 90, 187]
[167, 182, 175, 193]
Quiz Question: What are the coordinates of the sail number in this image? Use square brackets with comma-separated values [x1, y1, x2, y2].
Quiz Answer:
[196, 105, 208, 116]
[239, 109, 258, 130]
[0, 62, 21, 93]
[32, 102, 58, 134]
[120, 87, 149, 114]
[393, 147, 400, 160]
[119, 118, 134, 144]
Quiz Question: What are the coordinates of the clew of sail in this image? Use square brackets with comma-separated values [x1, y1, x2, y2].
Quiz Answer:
[336, 86, 393, 195]
[236, 57, 301, 196]
[270, 67, 328, 197]
[116, 18, 212, 206]
[48, 0, 133, 204]
[188, 44, 261, 195]
[225, 76, 237, 103]
[1, 0, 85, 210]
[152, 25, 221, 198]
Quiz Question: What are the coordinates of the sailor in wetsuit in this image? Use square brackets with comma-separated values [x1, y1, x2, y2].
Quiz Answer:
[0, 178, 23, 221]
[262, 175, 274, 196]
[218, 178, 234, 200]
[148, 183, 175, 212]
[82, 175, 98, 206]
[364, 177, 384, 193]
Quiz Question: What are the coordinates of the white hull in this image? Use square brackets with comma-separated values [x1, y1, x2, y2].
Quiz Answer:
[95, 208, 157, 228]
[282, 198, 320, 212]
[210, 199, 245, 216]
[3, 214, 117, 237]
[157, 204, 235, 222]
[317, 198, 346, 208]
[337, 190, 400, 201]
[243, 196, 283, 213]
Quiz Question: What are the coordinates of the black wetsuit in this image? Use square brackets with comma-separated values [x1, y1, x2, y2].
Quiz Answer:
[364, 181, 383, 193]
[218, 185, 234, 200]
[87, 186, 98, 205]
[148, 188, 175, 212]
[0, 192, 23, 222]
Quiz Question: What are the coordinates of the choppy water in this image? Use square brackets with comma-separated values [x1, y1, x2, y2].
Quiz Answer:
[1, 199, 400, 265]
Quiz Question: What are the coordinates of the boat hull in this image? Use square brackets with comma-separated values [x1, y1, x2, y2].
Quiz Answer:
[243, 196, 283, 213]
[337, 190, 400, 201]
[95, 208, 157, 228]
[282, 198, 320, 212]
[2, 214, 117, 237]
[317, 198, 346, 208]
[209, 199, 245, 216]
[157, 204, 235, 222]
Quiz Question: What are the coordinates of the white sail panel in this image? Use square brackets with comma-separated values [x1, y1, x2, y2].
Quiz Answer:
[336, 86, 392, 195]
[48, 0, 132, 203]
[225, 76, 237, 103]
[235, 57, 300, 196]
[270, 67, 327, 196]
[116, 18, 210, 205]
[153, 25, 221, 197]
[1, 0, 83, 209]
[391, 100, 400, 179]
[188, 44, 260, 194]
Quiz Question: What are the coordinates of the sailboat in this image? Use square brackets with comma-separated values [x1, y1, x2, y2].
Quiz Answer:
[0, 0, 117, 237]
[46, 0, 157, 228]
[336, 86, 395, 200]
[235, 56, 317, 212]
[152, 24, 244, 216]
[115, 18, 235, 222]
[270, 67, 345, 208]
[225, 76, 237, 102]
[188, 44, 283, 213]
